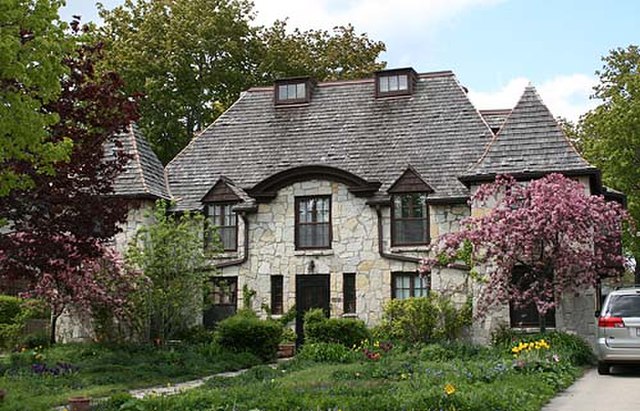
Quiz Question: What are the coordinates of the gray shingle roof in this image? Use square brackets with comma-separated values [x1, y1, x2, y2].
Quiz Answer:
[462, 86, 596, 181]
[165, 71, 495, 211]
[111, 124, 170, 199]
[479, 109, 511, 133]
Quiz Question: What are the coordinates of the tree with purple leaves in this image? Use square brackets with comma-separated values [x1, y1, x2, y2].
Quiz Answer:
[421, 173, 631, 332]
[0, 21, 142, 343]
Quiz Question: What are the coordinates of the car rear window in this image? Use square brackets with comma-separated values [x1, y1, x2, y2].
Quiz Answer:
[607, 294, 640, 317]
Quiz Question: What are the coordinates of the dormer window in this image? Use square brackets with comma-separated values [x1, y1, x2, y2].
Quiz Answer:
[275, 77, 313, 105]
[375, 68, 417, 98]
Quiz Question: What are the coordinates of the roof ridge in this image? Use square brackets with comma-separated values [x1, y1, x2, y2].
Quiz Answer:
[128, 124, 150, 195]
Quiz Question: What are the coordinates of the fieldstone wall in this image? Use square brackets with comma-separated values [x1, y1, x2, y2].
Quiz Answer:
[218, 180, 429, 326]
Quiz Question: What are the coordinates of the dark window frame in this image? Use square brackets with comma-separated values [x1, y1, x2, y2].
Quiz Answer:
[391, 272, 429, 300]
[294, 195, 332, 250]
[205, 202, 238, 252]
[509, 266, 556, 328]
[343, 273, 356, 314]
[391, 193, 430, 246]
[375, 68, 416, 98]
[271, 275, 284, 315]
[211, 277, 238, 307]
[274, 78, 313, 105]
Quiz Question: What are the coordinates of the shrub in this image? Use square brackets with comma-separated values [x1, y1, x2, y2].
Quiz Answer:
[0, 296, 49, 350]
[376, 293, 470, 344]
[215, 311, 283, 361]
[297, 342, 358, 363]
[303, 309, 370, 348]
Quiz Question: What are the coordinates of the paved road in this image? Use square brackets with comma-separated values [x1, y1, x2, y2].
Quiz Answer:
[543, 366, 640, 411]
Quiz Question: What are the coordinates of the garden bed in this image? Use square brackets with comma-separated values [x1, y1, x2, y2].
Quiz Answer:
[94, 332, 593, 411]
[0, 342, 263, 411]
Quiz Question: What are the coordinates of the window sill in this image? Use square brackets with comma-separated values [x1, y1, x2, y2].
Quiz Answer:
[214, 252, 240, 260]
[294, 249, 334, 256]
[390, 245, 430, 253]
[341, 313, 358, 319]
[509, 327, 557, 333]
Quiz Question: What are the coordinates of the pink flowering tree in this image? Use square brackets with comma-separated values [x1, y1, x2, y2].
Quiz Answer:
[5, 236, 143, 343]
[421, 173, 630, 332]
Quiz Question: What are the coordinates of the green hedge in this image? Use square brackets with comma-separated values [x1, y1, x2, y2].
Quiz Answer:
[215, 310, 283, 362]
[0, 295, 22, 324]
[303, 309, 370, 348]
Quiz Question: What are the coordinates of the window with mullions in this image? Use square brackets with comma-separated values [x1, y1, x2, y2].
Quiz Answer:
[392, 193, 429, 246]
[206, 203, 237, 251]
[379, 74, 409, 94]
[295, 196, 331, 249]
[278, 83, 306, 101]
[391, 272, 429, 299]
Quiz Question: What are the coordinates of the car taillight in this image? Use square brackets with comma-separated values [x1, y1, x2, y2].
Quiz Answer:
[598, 316, 625, 328]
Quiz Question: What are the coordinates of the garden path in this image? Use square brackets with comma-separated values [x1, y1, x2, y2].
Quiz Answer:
[542, 367, 640, 411]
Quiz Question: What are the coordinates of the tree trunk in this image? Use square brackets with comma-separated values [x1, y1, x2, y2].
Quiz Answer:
[539, 312, 547, 334]
[50, 311, 60, 345]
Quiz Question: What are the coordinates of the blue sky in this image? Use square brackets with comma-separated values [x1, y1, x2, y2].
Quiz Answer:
[60, 0, 639, 121]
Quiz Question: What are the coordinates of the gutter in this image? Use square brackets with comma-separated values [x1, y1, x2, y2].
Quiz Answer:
[214, 213, 249, 269]
[374, 205, 421, 263]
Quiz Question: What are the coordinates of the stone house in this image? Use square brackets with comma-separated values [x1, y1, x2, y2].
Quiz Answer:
[108, 67, 619, 344]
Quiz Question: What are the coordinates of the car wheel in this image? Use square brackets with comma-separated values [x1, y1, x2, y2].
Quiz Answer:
[597, 362, 610, 375]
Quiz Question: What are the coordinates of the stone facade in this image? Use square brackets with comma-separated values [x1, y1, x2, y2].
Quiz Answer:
[215, 179, 470, 327]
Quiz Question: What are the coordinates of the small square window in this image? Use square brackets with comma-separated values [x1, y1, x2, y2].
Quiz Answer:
[274, 78, 312, 105]
[375, 68, 416, 98]
[391, 272, 429, 300]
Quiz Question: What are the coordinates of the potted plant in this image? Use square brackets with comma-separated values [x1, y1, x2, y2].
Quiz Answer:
[277, 328, 296, 358]
[68, 396, 91, 411]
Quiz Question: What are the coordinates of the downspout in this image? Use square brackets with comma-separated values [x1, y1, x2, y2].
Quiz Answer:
[215, 213, 249, 269]
[375, 205, 421, 263]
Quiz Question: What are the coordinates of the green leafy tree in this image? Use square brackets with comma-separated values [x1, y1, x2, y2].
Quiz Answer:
[97, 0, 386, 163]
[0, 0, 72, 196]
[97, 0, 261, 164]
[126, 200, 218, 341]
[256, 20, 386, 82]
[579, 45, 640, 283]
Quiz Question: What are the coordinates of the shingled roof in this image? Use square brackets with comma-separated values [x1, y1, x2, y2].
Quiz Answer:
[479, 109, 511, 134]
[461, 86, 597, 183]
[111, 124, 170, 200]
[165, 71, 495, 211]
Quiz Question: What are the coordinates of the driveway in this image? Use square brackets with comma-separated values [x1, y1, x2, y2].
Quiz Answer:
[543, 366, 640, 411]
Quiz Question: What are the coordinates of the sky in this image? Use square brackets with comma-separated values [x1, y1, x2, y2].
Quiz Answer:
[60, 0, 640, 122]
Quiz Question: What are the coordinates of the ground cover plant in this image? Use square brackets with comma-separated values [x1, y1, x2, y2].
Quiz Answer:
[94, 331, 592, 411]
[0, 341, 262, 411]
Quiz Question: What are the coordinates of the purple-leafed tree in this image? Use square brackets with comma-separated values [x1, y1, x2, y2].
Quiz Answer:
[421, 173, 630, 332]
[0, 20, 141, 343]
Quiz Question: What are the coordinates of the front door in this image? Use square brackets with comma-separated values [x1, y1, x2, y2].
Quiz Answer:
[295, 274, 330, 345]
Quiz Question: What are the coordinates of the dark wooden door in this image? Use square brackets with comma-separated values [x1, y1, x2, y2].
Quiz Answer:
[295, 274, 330, 345]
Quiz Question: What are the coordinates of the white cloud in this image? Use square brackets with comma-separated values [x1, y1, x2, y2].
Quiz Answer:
[251, 0, 503, 37]
[468, 74, 598, 122]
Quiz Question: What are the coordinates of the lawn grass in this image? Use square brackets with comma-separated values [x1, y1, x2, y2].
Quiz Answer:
[0, 342, 262, 411]
[96, 337, 588, 411]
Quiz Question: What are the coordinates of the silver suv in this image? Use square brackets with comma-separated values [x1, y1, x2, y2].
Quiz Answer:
[596, 287, 640, 375]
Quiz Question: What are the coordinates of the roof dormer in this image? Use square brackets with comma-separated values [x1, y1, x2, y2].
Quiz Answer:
[274, 77, 315, 106]
[375, 67, 417, 98]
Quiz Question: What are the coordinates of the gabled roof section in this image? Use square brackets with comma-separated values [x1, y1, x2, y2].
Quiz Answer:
[388, 166, 434, 194]
[461, 86, 597, 183]
[201, 176, 253, 205]
[165, 70, 494, 211]
[110, 124, 171, 200]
